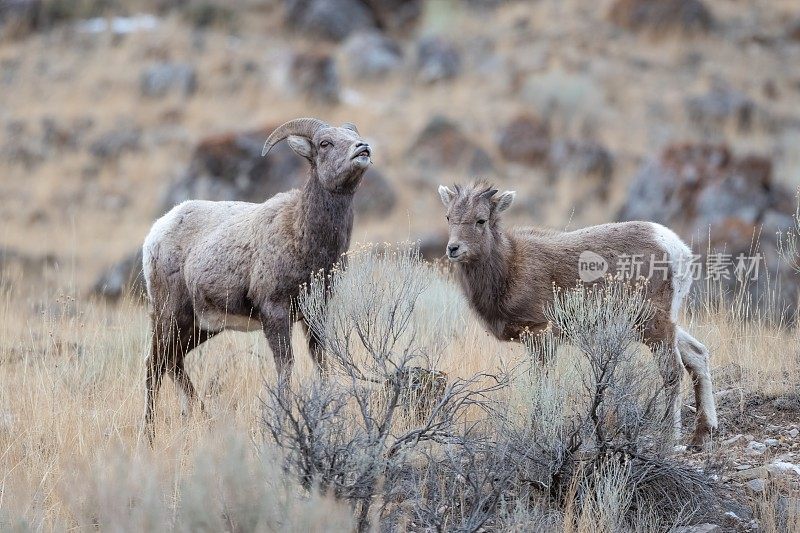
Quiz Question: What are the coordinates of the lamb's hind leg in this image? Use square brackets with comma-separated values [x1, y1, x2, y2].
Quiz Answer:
[645, 320, 682, 444]
[676, 327, 717, 446]
[653, 340, 683, 444]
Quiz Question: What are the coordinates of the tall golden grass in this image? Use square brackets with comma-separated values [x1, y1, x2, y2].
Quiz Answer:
[0, 240, 797, 530]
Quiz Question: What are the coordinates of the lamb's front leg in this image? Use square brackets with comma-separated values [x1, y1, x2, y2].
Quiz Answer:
[261, 303, 294, 383]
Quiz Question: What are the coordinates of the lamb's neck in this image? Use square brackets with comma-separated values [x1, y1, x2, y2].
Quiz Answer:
[294, 171, 355, 259]
[458, 232, 515, 319]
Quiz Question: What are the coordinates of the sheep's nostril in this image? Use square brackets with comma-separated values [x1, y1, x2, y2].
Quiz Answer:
[447, 244, 460, 254]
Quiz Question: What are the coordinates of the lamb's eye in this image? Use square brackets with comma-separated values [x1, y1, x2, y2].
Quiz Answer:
[446, 216, 450, 222]
[477, 219, 486, 226]
[320, 140, 332, 148]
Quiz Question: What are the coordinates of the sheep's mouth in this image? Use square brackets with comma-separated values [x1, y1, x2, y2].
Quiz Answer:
[352, 147, 371, 160]
[447, 251, 467, 262]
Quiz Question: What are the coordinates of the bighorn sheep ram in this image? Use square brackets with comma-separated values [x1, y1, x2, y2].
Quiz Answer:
[142, 118, 372, 441]
[438, 182, 717, 446]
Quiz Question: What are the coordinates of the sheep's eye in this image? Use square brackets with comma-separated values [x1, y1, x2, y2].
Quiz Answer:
[320, 140, 332, 148]
[477, 219, 486, 226]
[446, 215, 450, 222]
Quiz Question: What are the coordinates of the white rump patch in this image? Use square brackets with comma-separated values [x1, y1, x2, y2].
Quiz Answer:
[649, 222, 693, 322]
[142, 202, 188, 299]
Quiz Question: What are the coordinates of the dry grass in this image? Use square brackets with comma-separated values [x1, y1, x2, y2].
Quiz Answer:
[1, 241, 798, 529]
[2, 0, 800, 529]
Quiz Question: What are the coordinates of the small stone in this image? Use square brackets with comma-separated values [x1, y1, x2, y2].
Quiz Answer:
[731, 467, 767, 481]
[416, 35, 461, 84]
[341, 31, 403, 80]
[723, 434, 744, 446]
[140, 62, 197, 98]
[789, 428, 798, 438]
[765, 438, 780, 447]
[722, 511, 740, 525]
[289, 52, 340, 104]
[746, 441, 767, 454]
[767, 461, 800, 477]
[735, 464, 753, 470]
[746, 478, 766, 493]
[673, 524, 721, 533]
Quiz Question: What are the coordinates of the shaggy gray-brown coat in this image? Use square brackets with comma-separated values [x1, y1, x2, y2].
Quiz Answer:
[438, 182, 717, 446]
[142, 118, 371, 442]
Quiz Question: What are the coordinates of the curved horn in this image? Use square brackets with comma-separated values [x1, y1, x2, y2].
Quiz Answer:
[261, 117, 328, 157]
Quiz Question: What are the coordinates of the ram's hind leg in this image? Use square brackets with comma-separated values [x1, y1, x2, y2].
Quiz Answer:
[676, 327, 717, 447]
[300, 318, 327, 374]
[144, 323, 168, 445]
[169, 326, 219, 419]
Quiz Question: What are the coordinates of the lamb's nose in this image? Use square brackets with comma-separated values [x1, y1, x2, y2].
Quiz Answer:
[447, 244, 460, 254]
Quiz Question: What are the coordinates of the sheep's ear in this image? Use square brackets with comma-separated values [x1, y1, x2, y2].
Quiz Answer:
[341, 122, 359, 134]
[287, 135, 313, 160]
[438, 185, 456, 207]
[493, 190, 516, 213]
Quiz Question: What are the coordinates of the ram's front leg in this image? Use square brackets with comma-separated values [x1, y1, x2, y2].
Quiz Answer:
[261, 303, 294, 383]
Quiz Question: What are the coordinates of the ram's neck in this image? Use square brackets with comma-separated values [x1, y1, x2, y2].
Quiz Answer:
[294, 170, 355, 267]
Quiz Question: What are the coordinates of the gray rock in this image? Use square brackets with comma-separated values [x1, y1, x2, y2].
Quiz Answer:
[747, 478, 766, 493]
[407, 115, 495, 178]
[365, 0, 422, 33]
[747, 441, 767, 454]
[773, 396, 800, 411]
[723, 434, 745, 446]
[497, 114, 550, 166]
[765, 438, 780, 447]
[767, 461, 800, 477]
[416, 35, 461, 84]
[0, 247, 58, 274]
[685, 86, 755, 134]
[341, 30, 403, 80]
[731, 466, 767, 481]
[608, 0, 714, 35]
[788, 18, 800, 41]
[616, 143, 799, 321]
[92, 249, 145, 301]
[89, 127, 141, 160]
[159, 126, 305, 213]
[354, 167, 397, 219]
[41, 115, 93, 151]
[140, 62, 197, 98]
[285, 0, 376, 42]
[673, 524, 721, 533]
[418, 231, 448, 262]
[289, 52, 340, 103]
[547, 139, 614, 200]
[789, 429, 799, 439]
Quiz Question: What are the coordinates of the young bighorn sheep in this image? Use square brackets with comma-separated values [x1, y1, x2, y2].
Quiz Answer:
[438, 182, 717, 446]
[142, 118, 372, 441]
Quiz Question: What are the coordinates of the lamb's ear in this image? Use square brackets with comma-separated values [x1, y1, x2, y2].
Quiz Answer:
[493, 190, 516, 213]
[438, 185, 456, 207]
[287, 135, 313, 160]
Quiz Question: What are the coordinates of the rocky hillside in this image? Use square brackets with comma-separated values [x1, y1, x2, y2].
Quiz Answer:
[1, 0, 799, 295]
